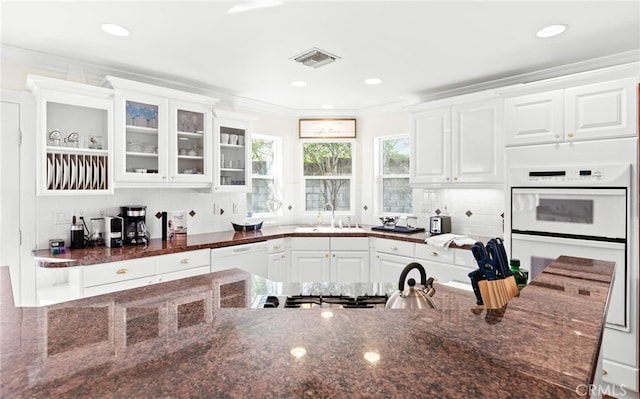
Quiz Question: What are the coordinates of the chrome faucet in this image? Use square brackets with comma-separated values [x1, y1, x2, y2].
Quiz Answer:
[324, 203, 335, 228]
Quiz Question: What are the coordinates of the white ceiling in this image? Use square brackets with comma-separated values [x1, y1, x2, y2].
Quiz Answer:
[1, 1, 639, 112]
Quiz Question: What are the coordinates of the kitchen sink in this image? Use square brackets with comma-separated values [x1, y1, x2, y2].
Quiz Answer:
[294, 226, 366, 233]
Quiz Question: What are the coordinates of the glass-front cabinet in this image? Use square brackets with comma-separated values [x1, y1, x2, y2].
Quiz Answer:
[26, 75, 114, 196]
[104, 76, 217, 188]
[213, 110, 254, 192]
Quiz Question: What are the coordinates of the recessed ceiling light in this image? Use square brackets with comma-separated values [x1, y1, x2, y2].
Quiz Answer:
[290, 80, 307, 87]
[365, 78, 383, 85]
[321, 104, 334, 109]
[101, 23, 130, 37]
[536, 24, 568, 38]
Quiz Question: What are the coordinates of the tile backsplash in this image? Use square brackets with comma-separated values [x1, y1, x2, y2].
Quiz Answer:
[413, 188, 505, 238]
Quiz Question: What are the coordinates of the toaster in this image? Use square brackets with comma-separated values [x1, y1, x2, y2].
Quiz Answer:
[429, 216, 451, 235]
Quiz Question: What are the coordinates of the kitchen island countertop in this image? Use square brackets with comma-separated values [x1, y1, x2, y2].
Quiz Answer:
[0, 255, 613, 398]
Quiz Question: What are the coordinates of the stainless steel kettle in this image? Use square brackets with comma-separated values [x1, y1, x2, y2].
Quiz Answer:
[385, 262, 437, 309]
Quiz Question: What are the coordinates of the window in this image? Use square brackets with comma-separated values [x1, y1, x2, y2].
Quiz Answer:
[247, 134, 282, 215]
[379, 135, 412, 214]
[302, 141, 354, 212]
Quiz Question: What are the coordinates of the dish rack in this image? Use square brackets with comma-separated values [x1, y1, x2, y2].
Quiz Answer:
[46, 152, 109, 191]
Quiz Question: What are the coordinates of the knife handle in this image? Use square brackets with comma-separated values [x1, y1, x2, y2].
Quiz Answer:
[468, 269, 484, 306]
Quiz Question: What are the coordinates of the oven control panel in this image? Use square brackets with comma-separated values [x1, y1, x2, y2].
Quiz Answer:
[510, 164, 630, 187]
[527, 168, 604, 182]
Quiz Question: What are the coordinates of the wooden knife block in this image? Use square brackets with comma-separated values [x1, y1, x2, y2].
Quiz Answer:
[478, 276, 519, 309]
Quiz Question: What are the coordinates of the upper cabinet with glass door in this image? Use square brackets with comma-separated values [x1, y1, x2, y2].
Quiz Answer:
[213, 110, 254, 192]
[26, 75, 114, 196]
[103, 76, 217, 188]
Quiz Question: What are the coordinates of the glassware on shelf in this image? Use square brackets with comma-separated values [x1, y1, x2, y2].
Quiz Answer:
[179, 113, 188, 132]
[143, 108, 157, 128]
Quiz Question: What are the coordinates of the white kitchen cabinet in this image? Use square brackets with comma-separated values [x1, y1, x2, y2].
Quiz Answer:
[104, 76, 217, 188]
[371, 237, 416, 283]
[266, 238, 289, 282]
[26, 75, 114, 196]
[155, 249, 211, 283]
[290, 237, 368, 282]
[504, 77, 637, 146]
[210, 242, 269, 278]
[83, 258, 157, 298]
[415, 244, 473, 286]
[330, 237, 369, 282]
[410, 96, 503, 186]
[213, 110, 254, 192]
[290, 237, 331, 282]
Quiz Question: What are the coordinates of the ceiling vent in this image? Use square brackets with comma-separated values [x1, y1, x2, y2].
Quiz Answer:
[292, 47, 340, 69]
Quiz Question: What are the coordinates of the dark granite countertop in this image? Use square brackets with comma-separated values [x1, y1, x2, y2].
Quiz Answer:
[0, 256, 614, 398]
[34, 225, 486, 267]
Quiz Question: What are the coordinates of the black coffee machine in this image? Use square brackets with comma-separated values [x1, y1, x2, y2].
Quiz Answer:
[121, 206, 148, 245]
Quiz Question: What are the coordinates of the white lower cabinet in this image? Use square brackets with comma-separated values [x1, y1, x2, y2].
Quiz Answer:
[83, 258, 156, 298]
[371, 238, 416, 283]
[155, 249, 211, 283]
[290, 237, 369, 282]
[83, 249, 211, 299]
[210, 242, 269, 278]
[415, 244, 474, 287]
[267, 238, 289, 282]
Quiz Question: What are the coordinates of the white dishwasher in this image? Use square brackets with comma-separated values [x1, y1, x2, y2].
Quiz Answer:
[210, 242, 269, 278]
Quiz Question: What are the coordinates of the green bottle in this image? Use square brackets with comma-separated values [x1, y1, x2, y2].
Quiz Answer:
[510, 259, 528, 292]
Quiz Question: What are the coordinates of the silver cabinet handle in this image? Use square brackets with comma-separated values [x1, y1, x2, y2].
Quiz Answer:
[180, 258, 190, 264]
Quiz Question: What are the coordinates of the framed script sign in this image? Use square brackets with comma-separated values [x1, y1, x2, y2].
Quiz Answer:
[299, 118, 356, 139]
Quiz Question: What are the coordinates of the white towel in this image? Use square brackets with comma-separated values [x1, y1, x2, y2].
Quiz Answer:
[425, 233, 475, 248]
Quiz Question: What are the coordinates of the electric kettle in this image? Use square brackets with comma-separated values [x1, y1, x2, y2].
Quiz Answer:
[385, 262, 437, 309]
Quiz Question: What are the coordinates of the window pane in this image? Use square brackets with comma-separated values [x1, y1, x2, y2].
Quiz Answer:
[252, 139, 274, 175]
[248, 178, 275, 213]
[383, 137, 410, 175]
[382, 178, 412, 214]
[303, 142, 352, 176]
[305, 179, 350, 211]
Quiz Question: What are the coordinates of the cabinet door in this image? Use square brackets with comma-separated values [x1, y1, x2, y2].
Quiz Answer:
[410, 107, 451, 184]
[290, 251, 330, 282]
[267, 252, 288, 282]
[114, 90, 168, 183]
[371, 252, 416, 284]
[564, 77, 637, 142]
[169, 100, 212, 184]
[214, 116, 251, 192]
[331, 251, 369, 283]
[503, 90, 564, 146]
[452, 98, 503, 183]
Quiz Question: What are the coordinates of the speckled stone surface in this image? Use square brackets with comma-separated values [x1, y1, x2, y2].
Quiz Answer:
[33, 225, 483, 267]
[0, 256, 613, 398]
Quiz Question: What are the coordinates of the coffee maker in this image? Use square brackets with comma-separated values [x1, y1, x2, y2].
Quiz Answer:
[104, 216, 124, 248]
[121, 206, 148, 245]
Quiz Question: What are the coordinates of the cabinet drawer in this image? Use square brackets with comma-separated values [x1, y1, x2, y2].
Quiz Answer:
[602, 359, 639, 392]
[454, 249, 478, 269]
[83, 275, 155, 298]
[331, 237, 369, 251]
[156, 249, 210, 275]
[84, 258, 155, 287]
[374, 238, 414, 257]
[415, 244, 454, 264]
[291, 237, 330, 251]
[267, 238, 286, 254]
